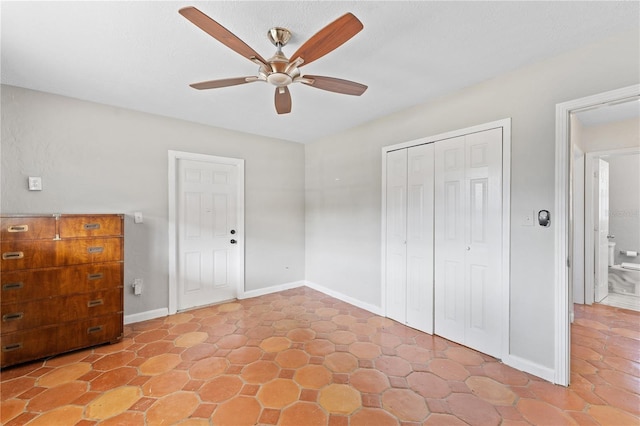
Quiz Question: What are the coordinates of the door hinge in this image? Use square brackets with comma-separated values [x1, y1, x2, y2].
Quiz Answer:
[567, 257, 571, 268]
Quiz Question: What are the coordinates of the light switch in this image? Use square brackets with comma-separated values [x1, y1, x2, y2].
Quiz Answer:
[28, 177, 42, 191]
[134, 212, 143, 224]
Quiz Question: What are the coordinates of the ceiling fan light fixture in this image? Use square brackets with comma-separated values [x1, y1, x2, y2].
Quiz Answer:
[179, 7, 367, 114]
[267, 72, 293, 86]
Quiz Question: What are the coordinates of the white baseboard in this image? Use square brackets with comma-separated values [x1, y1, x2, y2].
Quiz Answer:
[304, 280, 383, 316]
[124, 308, 169, 325]
[239, 280, 305, 300]
[239, 281, 382, 318]
[502, 354, 555, 383]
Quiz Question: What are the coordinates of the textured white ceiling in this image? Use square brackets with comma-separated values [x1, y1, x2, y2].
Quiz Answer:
[2, 1, 638, 143]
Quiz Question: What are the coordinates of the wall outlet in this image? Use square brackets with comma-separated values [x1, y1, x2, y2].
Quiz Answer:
[133, 278, 143, 296]
[28, 176, 42, 191]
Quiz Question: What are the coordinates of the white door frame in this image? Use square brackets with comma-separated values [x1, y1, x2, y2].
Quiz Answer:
[168, 150, 245, 314]
[584, 147, 640, 305]
[554, 84, 639, 386]
[381, 118, 511, 360]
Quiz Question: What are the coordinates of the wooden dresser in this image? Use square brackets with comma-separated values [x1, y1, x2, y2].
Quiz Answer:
[0, 214, 124, 368]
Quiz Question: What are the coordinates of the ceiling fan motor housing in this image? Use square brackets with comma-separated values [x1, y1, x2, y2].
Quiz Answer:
[262, 28, 300, 87]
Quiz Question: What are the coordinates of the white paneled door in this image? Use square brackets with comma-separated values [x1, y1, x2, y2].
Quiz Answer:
[595, 159, 610, 303]
[386, 149, 409, 324]
[177, 158, 239, 310]
[434, 128, 503, 358]
[385, 144, 435, 333]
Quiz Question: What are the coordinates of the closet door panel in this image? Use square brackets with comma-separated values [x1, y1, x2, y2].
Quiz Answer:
[406, 144, 434, 333]
[435, 136, 466, 343]
[464, 128, 502, 357]
[385, 149, 408, 324]
[435, 129, 502, 358]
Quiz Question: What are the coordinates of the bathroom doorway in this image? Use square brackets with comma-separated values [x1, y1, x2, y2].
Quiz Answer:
[571, 99, 640, 312]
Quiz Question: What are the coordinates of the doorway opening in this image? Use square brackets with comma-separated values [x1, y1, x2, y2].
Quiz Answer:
[578, 145, 640, 312]
[555, 84, 640, 386]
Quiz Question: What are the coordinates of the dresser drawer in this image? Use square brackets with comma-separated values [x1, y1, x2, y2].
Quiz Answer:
[1, 238, 123, 271]
[1, 263, 123, 304]
[1, 326, 59, 367]
[0, 217, 56, 241]
[58, 313, 123, 352]
[1, 240, 57, 271]
[0, 313, 122, 367]
[1, 288, 123, 333]
[58, 215, 123, 238]
[56, 238, 123, 266]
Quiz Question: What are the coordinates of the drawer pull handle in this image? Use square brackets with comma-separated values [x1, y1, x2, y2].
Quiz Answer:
[2, 282, 24, 290]
[2, 343, 23, 352]
[88, 247, 104, 254]
[7, 225, 29, 233]
[2, 252, 24, 260]
[2, 312, 23, 322]
[88, 273, 104, 280]
[87, 326, 103, 334]
[84, 223, 101, 230]
[88, 299, 104, 307]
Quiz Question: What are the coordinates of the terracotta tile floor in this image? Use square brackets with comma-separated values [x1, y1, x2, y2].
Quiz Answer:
[1, 287, 639, 425]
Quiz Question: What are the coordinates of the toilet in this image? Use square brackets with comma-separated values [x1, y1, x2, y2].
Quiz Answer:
[608, 242, 616, 267]
[608, 242, 640, 297]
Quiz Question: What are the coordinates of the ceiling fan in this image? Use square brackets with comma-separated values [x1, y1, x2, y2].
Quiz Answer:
[179, 6, 368, 114]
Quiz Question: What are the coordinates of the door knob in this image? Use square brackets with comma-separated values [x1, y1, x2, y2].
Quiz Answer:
[230, 239, 237, 244]
[466, 246, 471, 251]
[230, 230, 236, 234]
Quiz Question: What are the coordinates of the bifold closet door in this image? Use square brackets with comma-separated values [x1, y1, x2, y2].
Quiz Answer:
[434, 129, 502, 358]
[386, 144, 434, 333]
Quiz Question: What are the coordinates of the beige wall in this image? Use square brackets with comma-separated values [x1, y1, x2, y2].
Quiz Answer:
[581, 116, 640, 152]
[1, 86, 306, 317]
[305, 29, 639, 371]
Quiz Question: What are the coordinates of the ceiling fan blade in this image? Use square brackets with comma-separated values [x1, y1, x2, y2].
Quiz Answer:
[301, 75, 367, 96]
[290, 13, 363, 67]
[274, 87, 292, 114]
[179, 6, 267, 64]
[190, 77, 258, 90]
